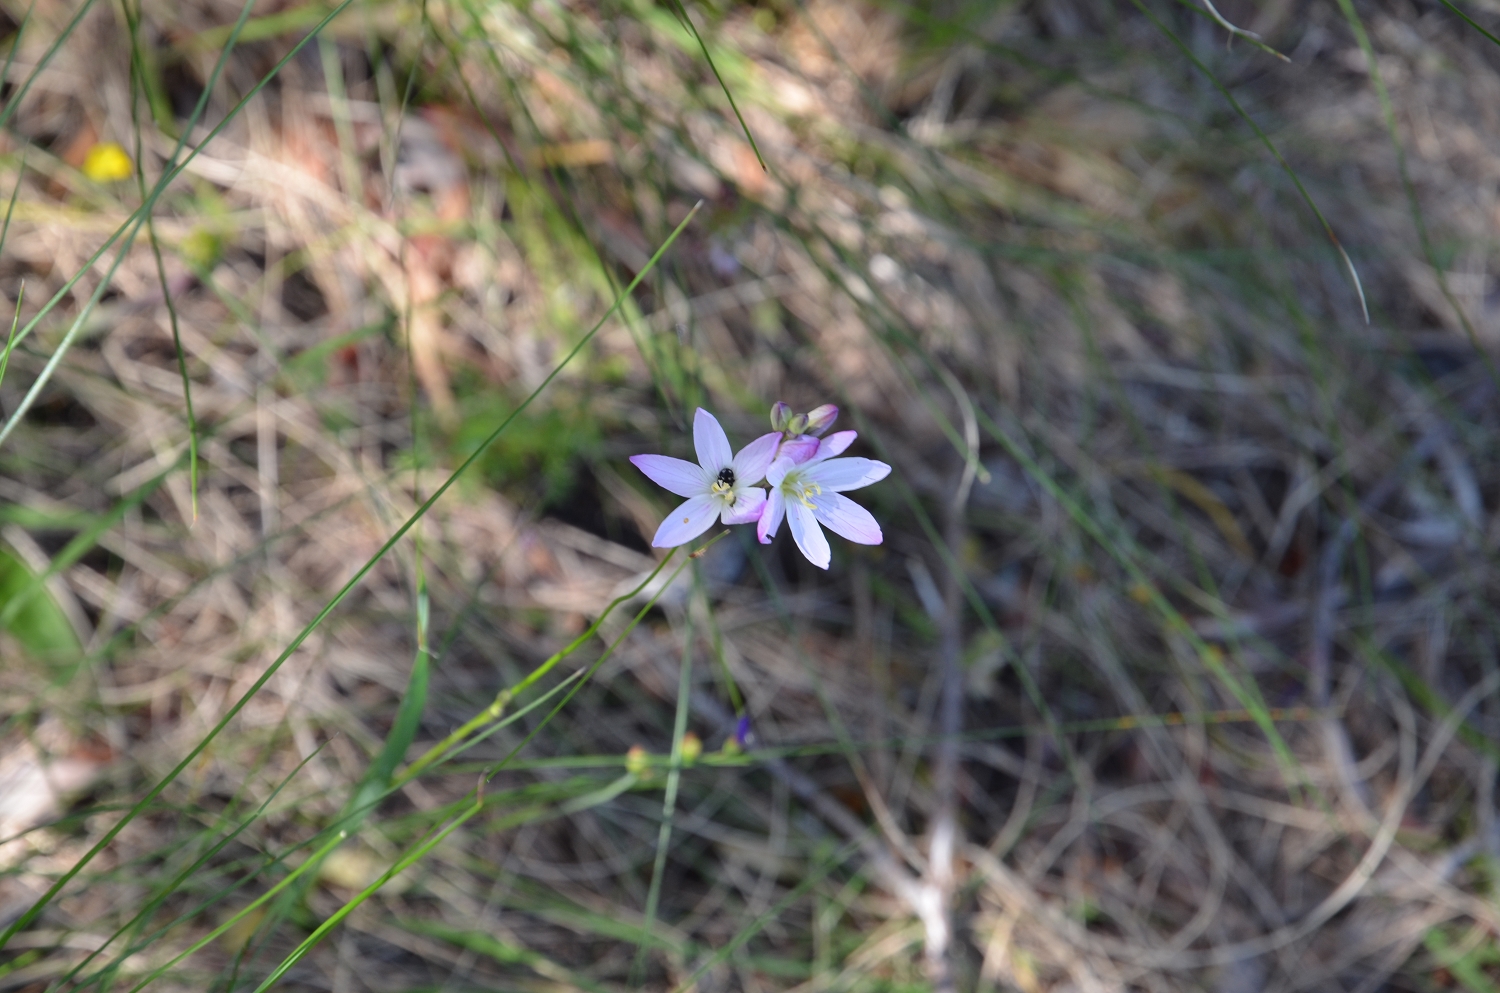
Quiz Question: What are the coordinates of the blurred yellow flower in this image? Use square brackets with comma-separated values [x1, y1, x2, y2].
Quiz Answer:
[81, 142, 133, 182]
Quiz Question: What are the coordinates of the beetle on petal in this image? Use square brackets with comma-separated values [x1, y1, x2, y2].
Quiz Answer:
[631, 408, 781, 547]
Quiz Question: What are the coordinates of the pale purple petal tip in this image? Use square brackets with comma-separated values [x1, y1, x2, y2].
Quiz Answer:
[631, 454, 710, 498]
[787, 500, 831, 569]
[652, 494, 720, 547]
[693, 408, 733, 473]
[758, 488, 785, 544]
[814, 430, 857, 461]
[804, 457, 888, 493]
[812, 493, 882, 545]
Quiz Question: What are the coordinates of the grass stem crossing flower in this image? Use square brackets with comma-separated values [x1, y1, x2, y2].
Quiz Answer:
[631, 408, 781, 547]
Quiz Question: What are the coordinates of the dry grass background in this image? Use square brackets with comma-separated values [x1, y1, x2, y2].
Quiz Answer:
[2, 0, 1500, 990]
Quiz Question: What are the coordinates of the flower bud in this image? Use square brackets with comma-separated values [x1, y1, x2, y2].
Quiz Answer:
[625, 744, 651, 778]
[680, 732, 702, 765]
[787, 413, 809, 436]
[770, 402, 793, 432]
[804, 404, 838, 436]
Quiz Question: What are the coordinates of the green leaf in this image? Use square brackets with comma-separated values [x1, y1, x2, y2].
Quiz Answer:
[0, 545, 81, 668]
[347, 645, 429, 820]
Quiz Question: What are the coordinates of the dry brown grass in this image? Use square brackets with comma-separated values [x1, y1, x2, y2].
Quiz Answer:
[3, 1, 1500, 991]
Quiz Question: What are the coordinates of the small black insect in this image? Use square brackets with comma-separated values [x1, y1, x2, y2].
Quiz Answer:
[716, 467, 736, 486]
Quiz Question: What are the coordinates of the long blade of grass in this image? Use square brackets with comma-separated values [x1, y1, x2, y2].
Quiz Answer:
[631, 605, 695, 983]
[58, 742, 327, 991]
[1127, 0, 1369, 322]
[1437, 0, 1500, 50]
[118, 827, 354, 993]
[0, 461, 172, 636]
[666, 0, 766, 171]
[0, 200, 702, 954]
[0, 283, 21, 399]
[247, 790, 486, 993]
[124, 0, 202, 521]
[0, 0, 91, 133]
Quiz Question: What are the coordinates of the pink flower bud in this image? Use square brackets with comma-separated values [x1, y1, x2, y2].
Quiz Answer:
[804, 404, 838, 436]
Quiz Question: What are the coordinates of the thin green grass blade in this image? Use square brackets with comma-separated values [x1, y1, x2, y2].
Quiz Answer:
[666, 0, 766, 171]
[124, 0, 201, 522]
[672, 837, 864, 993]
[0, 464, 172, 639]
[1127, 0, 1369, 322]
[247, 793, 485, 993]
[347, 584, 431, 817]
[0, 200, 702, 954]
[397, 919, 612, 993]
[632, 607, 695, 983]
[483, 538, 718, 779]
[118, 827, 354, 993]
[975, 406, 1308, 798]
[0, 0, 92, 133]
[396, 551, 680, 784]
[0, 151, 25, 273]
[0, 283, 21, 398]
[57, 743, 327, 991]
[0, 5, 31, 120]
[1437, 0, 1500, 50]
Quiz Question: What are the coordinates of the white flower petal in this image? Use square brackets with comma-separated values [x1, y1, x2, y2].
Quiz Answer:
[721, 487, 766, 525]
[813, 431, 857, 462]
[767, 456, 795, 487]
[651, 494, 720, 547]
[805, 457, 890, 493]
[630, 454, 709, 497]
[758, 488, 785, 543]
[811, 493, 882, 545]
[787, 500, 831, 569]
[732, 432, 782, 485]
[694, 408, 733, 472]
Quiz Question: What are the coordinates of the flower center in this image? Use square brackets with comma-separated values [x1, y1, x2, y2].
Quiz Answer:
[711, 466, 736, 502]
[785, 475, 822, 509]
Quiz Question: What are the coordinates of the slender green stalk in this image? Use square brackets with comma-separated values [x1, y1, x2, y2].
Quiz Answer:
[0, 284, 21, 399]
[124, 0, 201, 521]
[667, 0, 765, 170]
[632, 606, 694, 983]
[247, 791, 486, 993]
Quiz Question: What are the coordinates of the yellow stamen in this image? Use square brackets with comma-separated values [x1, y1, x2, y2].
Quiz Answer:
[711, 480, 736, 504]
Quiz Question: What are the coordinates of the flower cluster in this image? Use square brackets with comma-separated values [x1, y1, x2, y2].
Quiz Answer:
[630, 403, 890, 569]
